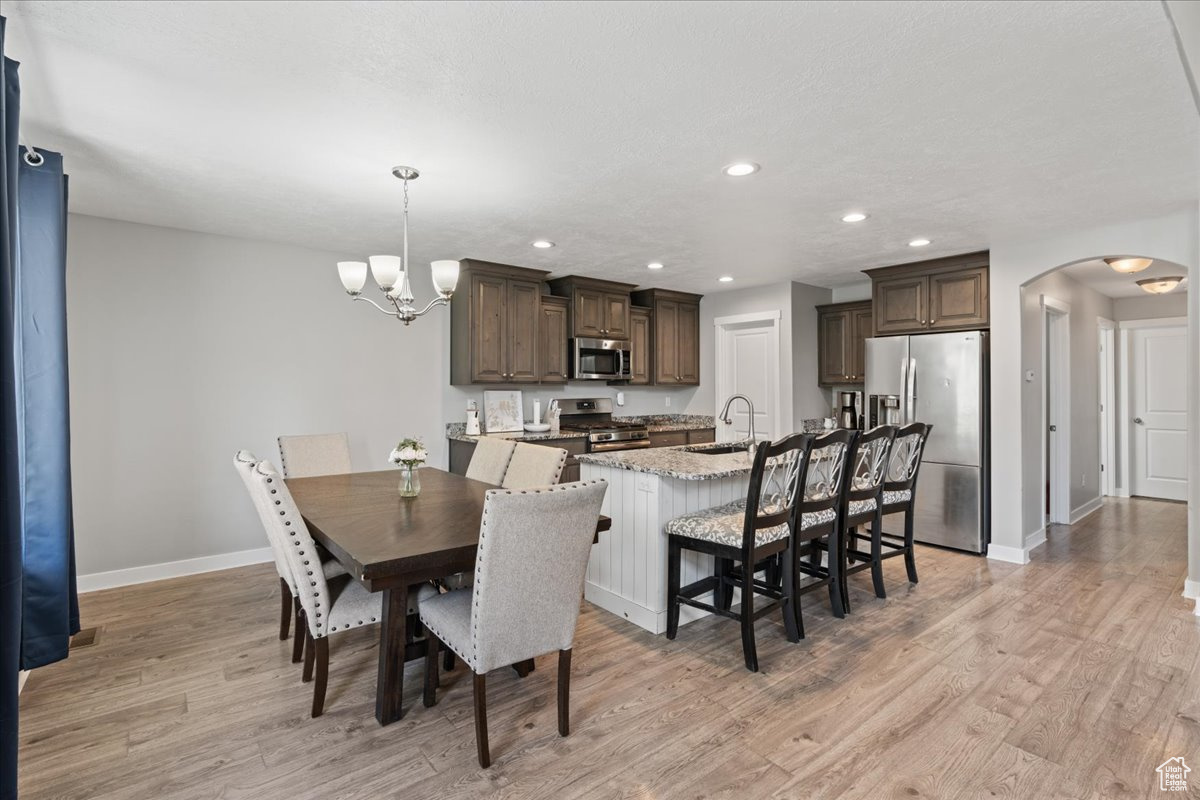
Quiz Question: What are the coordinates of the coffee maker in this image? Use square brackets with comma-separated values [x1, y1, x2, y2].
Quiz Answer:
[836, 390, 863, 430]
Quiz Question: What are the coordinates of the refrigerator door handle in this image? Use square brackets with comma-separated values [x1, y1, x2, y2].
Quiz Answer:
[906, 357, 917, 423]
[899, 356, 908, 422]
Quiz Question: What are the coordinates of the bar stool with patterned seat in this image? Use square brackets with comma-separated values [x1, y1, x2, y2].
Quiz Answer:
[873, 422, 933, 585]
[838, 424, 898, 610]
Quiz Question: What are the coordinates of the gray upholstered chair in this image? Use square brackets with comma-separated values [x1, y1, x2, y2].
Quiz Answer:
[233, 450, 346, 663]
[501, 442, 568, 489]
[465, 437, 517, 485]
[418, 480, 608, 768]
[277, 432, 352, 478]
[245, 458, 383, 717]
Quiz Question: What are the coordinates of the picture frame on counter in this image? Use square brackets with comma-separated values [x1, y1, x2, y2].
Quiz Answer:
[482, 389, 524, 432]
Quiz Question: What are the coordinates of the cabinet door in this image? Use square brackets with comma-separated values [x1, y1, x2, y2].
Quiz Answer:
[507, 280, 541, 382]
[573, 288, 606, 338]
[849, 307, 873, 382]
[929, 267, 988, 330]
[818, 310, 850, 385]
[654, 300, 680, 384]
[538, 299, 568, 383]
[471, 273, 508, 383]
[604, 293, 631, 339]
[650, 431, 688, 448]
[676, 302, 700, 385]
[874, 276, 928, 334]
[687, 428, 716, 444]
[629, 308, 652, 385]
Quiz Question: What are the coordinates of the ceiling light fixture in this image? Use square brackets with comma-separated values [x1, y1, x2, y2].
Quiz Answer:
[531, 240, 556, 249]
[1136, 276, 1184, 294]
[841, 212, 868, 223]
[647, 262, 664, 270]
[722, 162, 760, 177]
[718, 276, 734, 283]
[1104, 256, 1153, 274]
[908, 238, 931, 247]
[336, 166, 459, 326]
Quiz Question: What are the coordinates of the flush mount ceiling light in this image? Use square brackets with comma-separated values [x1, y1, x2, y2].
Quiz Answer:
[1136, 276, 1184, 294]
[722, 162, 760, 177]
[531, 240, 556, 249]
[647, 262, 664, 270]
[841, 212, 868, 223]
[718, 276, 734, 283]
[1104, 256, 1153, 274]
[908, 238, 931, 247]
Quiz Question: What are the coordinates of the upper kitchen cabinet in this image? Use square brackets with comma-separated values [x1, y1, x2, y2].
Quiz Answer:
[547, 276, 637, 340]
[631, 288, 703, 386]
[816, 301, 872, 385]
[538, 295, 569, 383]
[865, 251, 989, 336]
[450, 259, 551, 385]
[628, 306, 652, 385]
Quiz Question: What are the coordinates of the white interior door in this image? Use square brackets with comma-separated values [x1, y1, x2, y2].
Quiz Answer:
[1131, 325, 1188, 501]
[715, 313, 779, 443]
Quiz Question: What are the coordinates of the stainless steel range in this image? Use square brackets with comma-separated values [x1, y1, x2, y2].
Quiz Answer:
[555, 397, 651, 452]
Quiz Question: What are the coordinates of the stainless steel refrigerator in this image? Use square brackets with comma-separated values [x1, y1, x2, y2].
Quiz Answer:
[865, 331, 989, 554]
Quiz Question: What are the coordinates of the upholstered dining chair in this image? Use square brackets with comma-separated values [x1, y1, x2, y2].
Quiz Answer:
[233, 450, 346, 663]
[874, 422, 933, 585]
[245, 458, 383, 717]
[839, 425, 898, 609]
[418, 480, 608, 768]
[465, 437, 517, 485]
[663, 433, 815, 672]
[501, 442, 569, 488]
[277, 432, 352, 478]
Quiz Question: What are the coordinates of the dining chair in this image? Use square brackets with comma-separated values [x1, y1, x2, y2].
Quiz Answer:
[246, 458, 384, 717]
[465, 437, 517, 485]
[277, 432, 352, 478]
[233, 450, 346, 663]
[839, 424, 898, 609]
[664, 433, 815, 672]
[501, 442, 569, 488]
[418, 480, 609, 768]
[873, 422, 933, 585]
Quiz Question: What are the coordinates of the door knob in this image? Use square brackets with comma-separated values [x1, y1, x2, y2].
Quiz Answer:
[1134, 417, 1144, 424]
[1049, 424, 1057, 432]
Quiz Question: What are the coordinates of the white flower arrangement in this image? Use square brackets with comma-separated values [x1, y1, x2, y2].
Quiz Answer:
[389, 437, 428, 468]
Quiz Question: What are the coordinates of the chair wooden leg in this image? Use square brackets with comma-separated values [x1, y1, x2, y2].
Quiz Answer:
[739, 572, 759, 672]
[764, 554, 782, 589]
[713, 557, 732, 612]
[443, 648, 455, 672]
[840, 525, 852, 615]
[904, 507, 919, 584]
[423, 634, 439, 707]
[666, 537, 682, 640]
[291, 603, 305, 664]
[311, 637, 329, 718]
[828, 528, 846, 619]
[870, 515, 886, 599]
[473, 672, 491, 768]
[279, 578, 292, 641]
[302, 629, 316, 682]
[513, 659, 534, 678]
[781, 546, 800, 643]
[557, 649, 572, 737]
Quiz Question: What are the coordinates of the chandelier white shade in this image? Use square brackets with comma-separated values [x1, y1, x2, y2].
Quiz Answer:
[1135, 276, 1183, 294]
[1104, 256, 1153, 274]
[335, 166, 459, 325]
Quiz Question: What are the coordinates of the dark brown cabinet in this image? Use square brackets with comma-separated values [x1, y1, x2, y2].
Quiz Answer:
[631, 288, 702, 386]
[629, 306, 652, 385]
[816, 301, 872, 386]
[866, 252, 989, 336]
[547, 277, 636, 340]
[538, 296, 569, 383]
[450, 260, 551, 385]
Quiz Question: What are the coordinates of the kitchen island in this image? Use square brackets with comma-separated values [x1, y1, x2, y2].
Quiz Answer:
[577, 443, 756, 634]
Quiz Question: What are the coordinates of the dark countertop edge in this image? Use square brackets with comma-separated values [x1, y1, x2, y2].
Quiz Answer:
[446, 415, 716, 443]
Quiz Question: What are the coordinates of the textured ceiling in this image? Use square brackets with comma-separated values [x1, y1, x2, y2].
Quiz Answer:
[4, 0, 1197, 294]
[1059, 259, 1189, 299]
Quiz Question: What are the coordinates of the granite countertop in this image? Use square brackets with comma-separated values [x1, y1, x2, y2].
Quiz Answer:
[577, 442, 755, 480]
[445, 414, 715, 444]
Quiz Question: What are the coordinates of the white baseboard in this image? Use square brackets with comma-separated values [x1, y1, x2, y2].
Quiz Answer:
[18, 670, 28, 695]
[1024, 526, 1047, 553]
[1183, 580, 1200, 600]
[1070, 496, 1104, 524]
[986, 544, 1030, 565]
[78, 546, 273, 593]
[1110, 488, 1130, 499]
[584, 581, 728, 635]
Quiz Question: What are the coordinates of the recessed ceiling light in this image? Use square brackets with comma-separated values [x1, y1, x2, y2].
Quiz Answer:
[842, 212, 868, 223]
[722, 162, 760, 177]
[531, 240, 555, 249]
[908, 238, 931, 247]
[718, 276, 734, 283]
[647, 262, 664, 270]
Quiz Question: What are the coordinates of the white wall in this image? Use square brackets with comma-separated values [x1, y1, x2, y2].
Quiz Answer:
[1019, 271, 1114, 534]
[830, 282, 871, 303]
[1113, 292, 1189, 321]
[791, 281, 836, 422]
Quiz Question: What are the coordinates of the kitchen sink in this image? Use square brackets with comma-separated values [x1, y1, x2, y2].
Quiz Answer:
[680, 442, 752, 455]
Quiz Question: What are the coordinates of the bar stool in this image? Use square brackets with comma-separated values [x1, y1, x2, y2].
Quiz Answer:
[872, 422, 933, 585]
[839, 425, 897, 610]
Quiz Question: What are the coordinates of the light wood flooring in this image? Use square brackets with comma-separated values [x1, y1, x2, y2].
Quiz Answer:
[19, 497, 1200, 799]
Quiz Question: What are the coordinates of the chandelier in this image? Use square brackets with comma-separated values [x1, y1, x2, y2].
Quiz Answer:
[336, 166, 459, 325]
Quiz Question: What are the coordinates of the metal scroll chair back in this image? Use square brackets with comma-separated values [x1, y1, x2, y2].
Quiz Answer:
[740, 432, 814, 553]
[884, 422, 933, 501]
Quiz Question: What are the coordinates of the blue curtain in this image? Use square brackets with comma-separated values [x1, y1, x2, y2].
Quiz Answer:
[2, 14, 77, 798]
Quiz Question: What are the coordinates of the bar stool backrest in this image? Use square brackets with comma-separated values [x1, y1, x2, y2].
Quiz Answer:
[801, 429, 859, 521]
[847, 425, 897, 508]
[884, 422, 933, 495]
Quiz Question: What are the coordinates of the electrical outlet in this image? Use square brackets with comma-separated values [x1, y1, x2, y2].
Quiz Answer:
[664, 396, 671, 408]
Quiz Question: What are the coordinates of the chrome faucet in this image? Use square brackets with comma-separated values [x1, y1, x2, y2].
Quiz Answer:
[719, 394, 757, 455]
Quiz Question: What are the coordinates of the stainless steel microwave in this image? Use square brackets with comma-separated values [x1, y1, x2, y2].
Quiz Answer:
[571, 337, 632, 381]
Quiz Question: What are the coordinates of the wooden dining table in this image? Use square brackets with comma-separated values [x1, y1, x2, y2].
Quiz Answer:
[287, 467, 610, 726]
